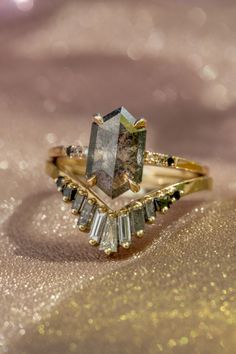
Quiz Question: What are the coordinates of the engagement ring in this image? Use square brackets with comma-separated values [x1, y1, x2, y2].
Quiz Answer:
[46, 107, 212, 255]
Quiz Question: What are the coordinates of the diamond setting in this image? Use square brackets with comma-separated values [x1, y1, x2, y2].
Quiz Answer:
[86, 107, 146, 199]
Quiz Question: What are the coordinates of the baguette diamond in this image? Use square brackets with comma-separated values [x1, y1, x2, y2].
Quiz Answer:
[118, 213, 131, 248]
[89, 209, 107, 244]
[99, 215, 118, 254]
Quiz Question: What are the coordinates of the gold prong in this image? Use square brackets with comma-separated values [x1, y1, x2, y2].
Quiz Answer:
[147, 216, 155, 224]
[161, 206, 169, 214]
[88, 198, 97, 206]
[93, 114, 104, 125]
[79, 225, 87, 232]
[71, 209, 78, 215]
[87, 175, 97, 187]
[89, 239, 97, 246]
[134, 118, 147, 129]
[136, 230, 144, 238]
[122, 242, 130, 249]
[171, 197, 177, 203]
[124, 173, 140, 193]
[98, 206, 108, 213]
[104, 248, 112, 256]
[63, 196, 69, 202]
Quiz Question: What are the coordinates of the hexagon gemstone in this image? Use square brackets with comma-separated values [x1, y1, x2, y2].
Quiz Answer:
[86, 107, 146, 199]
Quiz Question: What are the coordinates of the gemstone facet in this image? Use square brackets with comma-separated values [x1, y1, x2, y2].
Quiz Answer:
[62, 185, 77, 202]
[72, 192, 86, 214]
[86, 107, 146, 199]
[154, 195, 172, 212]
[130, 206, 145, 235]
[56, 176, 66, 192]
[144, 199, 156, 222]
[118, 213, 131, 247]
[89, 209, 107, 244]
[78, 200, 97, 230]
[99, 215, 118, 254]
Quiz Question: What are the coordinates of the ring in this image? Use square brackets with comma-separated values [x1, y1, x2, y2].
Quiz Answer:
[46, 107, 213, 255]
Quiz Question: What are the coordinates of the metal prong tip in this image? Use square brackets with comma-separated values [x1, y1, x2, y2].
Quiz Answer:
[88, 198, 97, 206]
[122, 242, 131, 249]
[134, 118, 147, 129]
[78, 225, 87, 232]
[63, 196, 69, 202]
[87, 175, 97, 187]
[93, 114, 104, 125]
[136, 230, 144, 238]
[89, 239, 98, 246]
[147, 216, 155, 224]
[171, 197, 177, 203]
[71, 209, 78, 215]
[161, 206, 169, 214]
[104, 248, 112, 256]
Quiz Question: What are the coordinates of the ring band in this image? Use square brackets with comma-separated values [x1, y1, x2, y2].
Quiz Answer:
[46, 107, 213, 255]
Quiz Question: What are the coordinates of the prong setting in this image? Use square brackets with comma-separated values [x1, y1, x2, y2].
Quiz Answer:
[134, 118, 147, 129]
[93, 114, 104, 125]
[87, 175, 97, 187]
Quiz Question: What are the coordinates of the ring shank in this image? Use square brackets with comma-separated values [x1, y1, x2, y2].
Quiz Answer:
[46, 146, 212, 213]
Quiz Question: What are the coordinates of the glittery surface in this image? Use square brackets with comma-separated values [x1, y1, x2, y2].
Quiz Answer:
[1, 1, 236, 353]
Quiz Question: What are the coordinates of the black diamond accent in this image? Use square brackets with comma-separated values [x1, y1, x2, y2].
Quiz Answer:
[167, 157, 175, 166]
[172, 190, 181, 200]
[154, 195, 172, 211]
[66, 146, 73, 156]
[63, 185, 77, 201]
[72, 193, 85, 213]
[56, 176, 66, 191]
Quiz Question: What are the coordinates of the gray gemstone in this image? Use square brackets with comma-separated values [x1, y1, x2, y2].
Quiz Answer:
[78, 201, 97, 229]
[72, 193, 86, 213]
[118, 213, 132, 246]
[63, 185, 77, 201]
[130, 207, 145, 235]
[99, 216, 118, 253]
[144, 199, 156, 222]
[86, 107, 146, 199]
[89, 210, 107, 244]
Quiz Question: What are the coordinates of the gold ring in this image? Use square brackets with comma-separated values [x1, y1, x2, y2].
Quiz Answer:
[46, 107, 213, 255]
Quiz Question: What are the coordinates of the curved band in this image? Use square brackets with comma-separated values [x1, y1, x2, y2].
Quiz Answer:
[46, 145, 212, 254]
[48, 146, 209, 177]
[46, 145, 212, 213]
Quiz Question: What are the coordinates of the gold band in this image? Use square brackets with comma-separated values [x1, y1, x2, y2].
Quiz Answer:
[46, 145, 212, 255]
[48, 146, 209, 176]
[46, 146, 212, 214]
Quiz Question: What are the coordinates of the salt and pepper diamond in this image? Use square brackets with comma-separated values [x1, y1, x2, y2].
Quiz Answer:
[86, 107, 146, 199]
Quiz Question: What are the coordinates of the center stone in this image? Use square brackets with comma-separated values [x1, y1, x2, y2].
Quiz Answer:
[86, 107, 147, 199]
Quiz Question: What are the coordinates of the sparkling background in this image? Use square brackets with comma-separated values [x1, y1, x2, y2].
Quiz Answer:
[0, 1, 236, 353]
